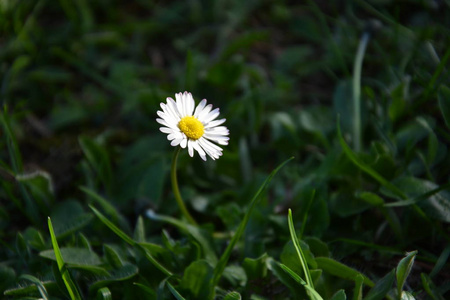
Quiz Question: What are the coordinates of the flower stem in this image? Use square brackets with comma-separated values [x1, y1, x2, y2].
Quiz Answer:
[171, 147, 197, 225]
[352, 31, 370, 152]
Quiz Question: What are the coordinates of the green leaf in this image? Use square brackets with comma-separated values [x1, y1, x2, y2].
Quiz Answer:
[315, 257, 374, 287]
[353, 274, 364, 300]
[40, 247, 102, 265]
[96, 287, 112, 300]
[104, 244, 124, 269]
[224, 291, 242, 300]
[180, 260, 214, 300]
[0, 266, 16, 294]
[364, 269, 395, 300]
[330, 290, 347, 300]
[89, 263, 139, 292]
[396, 251, 417, 297]
[47, 217, 82, 300]
[438, 85, 450, 129]
[242, 253, 268, 280]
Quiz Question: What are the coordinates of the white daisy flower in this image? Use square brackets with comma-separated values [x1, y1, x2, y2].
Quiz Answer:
[157, 91, 229, 161]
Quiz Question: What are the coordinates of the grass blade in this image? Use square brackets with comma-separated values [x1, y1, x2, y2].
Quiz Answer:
[47, 217, 82, 300]
[19, 274, 49, 300]
[396, 251, 418, 298]
[89, 205, 172, 276]
[210, 157, 294, 297]
[337, 120, 406, 199]
[288, 208, 314, 288]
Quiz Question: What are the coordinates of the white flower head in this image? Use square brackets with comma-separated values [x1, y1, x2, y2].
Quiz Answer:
[157, 92, 229, 161]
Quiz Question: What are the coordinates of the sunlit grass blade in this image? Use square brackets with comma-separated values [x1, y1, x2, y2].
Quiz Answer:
[96, 287, 112, 300]
[47, 217, 82, 300]
[279, 263, 323, 300]
[19, 274, 49, 300]
[209, 157, 294, 298]
[89, 205, 172, 276]
[288, 208, 314, 289]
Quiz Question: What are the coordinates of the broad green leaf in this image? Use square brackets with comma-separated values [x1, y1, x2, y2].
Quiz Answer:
[438, 85, 450, 129]
[304, 237, 330, 258]
[396, 251, 417, 297]
[40, 247, 102, 265]
[242, 253, 268, 280]
[224, 291, 242, 300]
[364, 269, 395, 300]
[180, 260, 214, 300]
[89, 263, 139, 292]
[104, 244, 124, 269]
[330, 290, 347, 300]
[315, 257, 374, 287]
[383, 177, 450, 222]
[47, 217, 82, 300]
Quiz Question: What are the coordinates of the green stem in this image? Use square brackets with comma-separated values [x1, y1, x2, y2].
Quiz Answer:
[171, 147, 197, 225]
[352, 31, 370, 152]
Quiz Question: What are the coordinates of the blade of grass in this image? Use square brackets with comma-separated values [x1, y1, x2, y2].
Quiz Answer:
[337, 120, 407, 199]
[89, 205, 172, 276]
[279, 263, 324, 300]
[288, 209, 314, 289]
[47, 217, 82, 300]
[209, 157, 294, 298]
[299, 190, 315, 240]
[19, 274, 49, 300]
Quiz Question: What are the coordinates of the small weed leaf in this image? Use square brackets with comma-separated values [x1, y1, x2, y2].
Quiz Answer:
[396, 251, 418, 298]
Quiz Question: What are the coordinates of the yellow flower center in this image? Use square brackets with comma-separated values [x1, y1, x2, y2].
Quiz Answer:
[178, 116, 204, 140]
